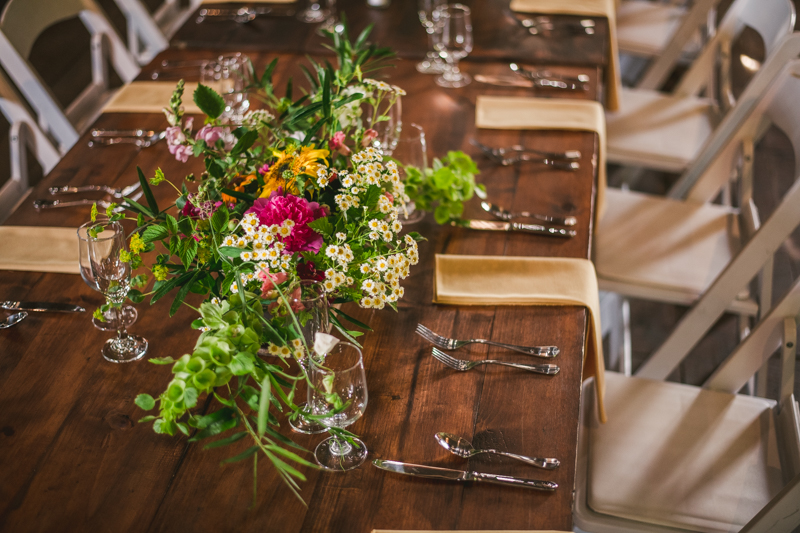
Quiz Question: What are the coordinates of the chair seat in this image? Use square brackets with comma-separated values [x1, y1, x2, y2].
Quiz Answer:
[607, 87, 717, 172]
[617, 0, 686, 57]
[596, 188, 740, 302]
[584, 372, 783, 533]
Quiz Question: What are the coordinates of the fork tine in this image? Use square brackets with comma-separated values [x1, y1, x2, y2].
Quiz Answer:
[431, 347, 461, 368]
[416, 324, 449, 349]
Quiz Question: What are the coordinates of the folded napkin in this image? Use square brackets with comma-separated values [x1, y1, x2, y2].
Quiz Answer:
[509, 0, 621, 111]
[104, 82, 217, 114]
[475, 95, 607, 220]
[202, 0, 295, 3]
[433, 254, 606, 423]
[0, 226, 80, 274]
[374, 531, 571, 533]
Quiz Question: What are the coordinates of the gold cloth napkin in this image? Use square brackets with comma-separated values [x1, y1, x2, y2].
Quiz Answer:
[509, 0, 621, 111]
[433, 254, 606, 423]
[475, 95, 606, 220]
[103, 82, 214, 114]
[374, 531, 571, 532]
[202, 0, 295, 3]
[0, 226, 80, 274]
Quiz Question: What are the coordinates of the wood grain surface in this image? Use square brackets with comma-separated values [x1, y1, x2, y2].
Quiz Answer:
[0, 8, 602, 530]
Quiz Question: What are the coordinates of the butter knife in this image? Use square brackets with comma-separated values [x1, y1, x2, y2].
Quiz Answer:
[456, 219, 576, 238]
[372, 459, 558, 491]
[1, 301, 85, 313]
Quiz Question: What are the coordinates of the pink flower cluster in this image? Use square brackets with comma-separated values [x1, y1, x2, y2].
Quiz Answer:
[244, 189, 327, 253]
[166, 117, 193, 163]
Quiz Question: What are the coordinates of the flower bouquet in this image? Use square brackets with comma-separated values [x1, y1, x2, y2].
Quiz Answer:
[97, 22, 423, 499]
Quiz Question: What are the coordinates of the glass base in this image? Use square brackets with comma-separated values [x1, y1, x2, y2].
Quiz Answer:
[93, 305, 137, 331]
[289, 402, 329, 434]
[416, 58, 446, 74]
[436, 72, 471, 88]
[315, 436, 367, 471]
[297, 6, 331, 23]
[102, 334, 148, 363]
[402, 202, 426, 225]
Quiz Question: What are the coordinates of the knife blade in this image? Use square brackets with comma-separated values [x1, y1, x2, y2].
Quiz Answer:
[372, 459, 558, 491]
[1, 301, 85, 313]
[457, 219, 576, 238]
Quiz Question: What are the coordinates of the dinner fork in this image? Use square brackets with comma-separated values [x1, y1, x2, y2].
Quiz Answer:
[470, 139, 580, 161]
[500, 154, 579, 169]
[34, 190, 143, 211]
[49, 182, 141, 199]
[88, 131, 166, 148]
[416, 324, 558, 357]
[431, 348, 560, 375]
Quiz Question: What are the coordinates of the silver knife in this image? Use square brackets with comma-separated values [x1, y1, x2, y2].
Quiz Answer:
[372, 459, 558, 491]
[457, 219, 576, 238]
[1, 301, 85, 313]
[474, 74, 587, 91]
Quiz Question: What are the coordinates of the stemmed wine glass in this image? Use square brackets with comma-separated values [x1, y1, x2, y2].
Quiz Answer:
[309, 342, 368, 470]
[432, 4, 473, 88]
[201, 54, 252, 124]
[297, 0, 337, 31]
[417, 0, 447, 74]
[284, 280, 330, 435]
[391, 123, 428, 224]
[78, 220, 138, 331]
[366, 95, 402, 155]
[86, 221, 148, 363]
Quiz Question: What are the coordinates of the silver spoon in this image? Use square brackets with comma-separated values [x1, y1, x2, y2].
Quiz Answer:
[435, 432, 560, 470]
[0, 312, 27, 329]
[482, 201, 577, 227]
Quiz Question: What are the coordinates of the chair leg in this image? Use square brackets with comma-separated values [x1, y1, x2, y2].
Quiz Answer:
[621, 297, 633, 376]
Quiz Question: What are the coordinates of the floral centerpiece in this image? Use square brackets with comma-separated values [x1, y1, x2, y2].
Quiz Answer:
[97, 23, 423, 500]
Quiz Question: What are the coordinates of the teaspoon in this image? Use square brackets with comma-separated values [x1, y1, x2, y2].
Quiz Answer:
[0, 312, 28, 329]
[435, 432, 560, 469]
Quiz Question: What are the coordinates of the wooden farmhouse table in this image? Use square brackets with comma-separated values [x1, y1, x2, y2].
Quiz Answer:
[0, 2, 608, 531]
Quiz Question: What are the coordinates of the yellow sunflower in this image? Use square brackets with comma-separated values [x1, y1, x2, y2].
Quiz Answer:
[259, 146, 330, 198]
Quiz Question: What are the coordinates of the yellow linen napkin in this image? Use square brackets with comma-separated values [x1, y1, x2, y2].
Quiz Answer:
[374, 531, 571, 533]
[202, 0, 295, 3]
[475, 95, 606, 220]
[0, 226, 80, 274]
[103, 82, 220, 114]
[509, 0, 621, 111]
[433, 254, 606, 423]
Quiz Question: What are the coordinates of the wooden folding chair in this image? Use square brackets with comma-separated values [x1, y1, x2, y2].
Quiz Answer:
[0, 71, 60, 223]
[0, 0, 140, 154]
[606, 0, 796, 174]
[576, 275, 800, 532]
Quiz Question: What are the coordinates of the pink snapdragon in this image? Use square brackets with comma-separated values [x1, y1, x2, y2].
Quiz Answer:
[195, 124, 224, 145]
[330, 131, 351, 156]
[244, 189, 327, 253]
[258, 269, 288, 298]
[258, 163, 270, 175]
[361, 128, 378, 147]
[167, 117, 193, 162]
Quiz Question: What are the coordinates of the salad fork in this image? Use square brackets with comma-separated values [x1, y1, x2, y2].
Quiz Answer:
[49, 181, 141, 199]
[431, 348, 560, 375]
[34, 190, 143, 211]
[416, 324, 558, 357]
[88, 131, 166, 148]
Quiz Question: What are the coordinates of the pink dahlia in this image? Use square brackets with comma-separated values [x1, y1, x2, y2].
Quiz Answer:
[245, 188, 327, 253]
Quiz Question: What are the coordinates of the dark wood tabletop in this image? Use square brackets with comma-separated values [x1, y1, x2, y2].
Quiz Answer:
[0, 6, 604, 532]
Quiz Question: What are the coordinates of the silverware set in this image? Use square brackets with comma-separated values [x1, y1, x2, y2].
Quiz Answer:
[88, 129, 166, 148]
[435, 432, 560, 469]
[514, 14, 596, 36]
[432, 347, 560, 375]
[470, 139, 580, 167]
[481, 201, 577, 227]
[195, 6, 295, 24]
[416, 323, 558, 356]
[1, 301, 86, 329]
[33, 182, 143, 211]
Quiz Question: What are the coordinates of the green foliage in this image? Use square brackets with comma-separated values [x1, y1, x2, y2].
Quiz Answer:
[404, 151, 486, 224]
[194, 84, 226, 119]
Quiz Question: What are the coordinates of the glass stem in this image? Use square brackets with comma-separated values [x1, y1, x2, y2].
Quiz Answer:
[328, 434, 352, 456]
[113, 305, 128, 341]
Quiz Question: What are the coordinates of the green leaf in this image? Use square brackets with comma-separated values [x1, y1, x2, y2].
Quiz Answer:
[307, 216, 333, 236]
[189, 416, 238, 442]
[142, 225, 169, 243]
[193, 84, 225, 119]
[230, 129, 258, 156]
[127, 289, 145, 304]
[170, 271, 200, 317]
[210, 209, 229, 234]
[137, 167, 160, 215]
[330, 307, 372, 331]
[180, 238, 198, 270]
[229, 352, 255, 376]
[219, 188, 254, 203]
[148, 356, 176, 365]
[135, 393, 155, 410]
[204, 431, 247, 450]
[165, 214, 179, 235]
[221, 445, 259, 464]
[151, 271, 192, 304]
[260, 58, 278, 88]
[218, 246, 245, 258]
[257, 375, 271, 437]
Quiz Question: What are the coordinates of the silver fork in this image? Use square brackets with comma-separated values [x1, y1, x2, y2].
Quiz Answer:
[501, 154, 579, 169]
[49, 182, 140, 198]
[416, 324, 558, 357]
[431, 348, 560, 375]
[470, 139, 580, 161]
[34, 190, 144, 211]
[88, 130, 166, 148]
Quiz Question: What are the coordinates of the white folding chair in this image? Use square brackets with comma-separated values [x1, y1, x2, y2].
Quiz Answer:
[0, 0, 140, 154]
[606, 0, 795, 174]
[0, 71, 60, 224]
[617, 0, 717, 88]
[597, 59, 800, 383]
[110, 0, 170, 66]
[575, 272, 800, 533]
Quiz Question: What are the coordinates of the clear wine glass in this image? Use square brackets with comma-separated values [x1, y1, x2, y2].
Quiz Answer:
[391, 123, 427, 224]
[367, 95, 402, 155]
[86, 221, 148, 363]
[201, 54, 252, 124]
[310, 342, 368, 470]
[432, 4, 473, 88]
[77, 220, 138, 332]
[286, 280, 330, 435]
[296, 0, 336, 28]
[417, 0, 447, 74]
